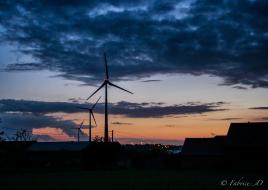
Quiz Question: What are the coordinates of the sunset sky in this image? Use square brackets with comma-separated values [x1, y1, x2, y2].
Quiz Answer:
[0, 0, 268, 144]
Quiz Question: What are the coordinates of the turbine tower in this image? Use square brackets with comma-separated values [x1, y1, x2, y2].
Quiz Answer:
[78, 96, 101, 142]
[87, 53, 133, 142]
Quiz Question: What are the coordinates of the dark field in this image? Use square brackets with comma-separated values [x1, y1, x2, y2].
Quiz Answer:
[0, 170, 267, 190]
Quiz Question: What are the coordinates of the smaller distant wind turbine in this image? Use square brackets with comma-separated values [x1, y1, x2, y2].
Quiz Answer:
[78, 96, 101, 142]
[74, 120, 84, 142]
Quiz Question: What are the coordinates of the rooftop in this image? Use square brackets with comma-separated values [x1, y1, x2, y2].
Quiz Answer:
[181, 136, 226, 156]
[226, 122, 268, 147]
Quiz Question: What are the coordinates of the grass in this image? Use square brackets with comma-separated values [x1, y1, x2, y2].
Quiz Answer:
[0, 169, 267, 190]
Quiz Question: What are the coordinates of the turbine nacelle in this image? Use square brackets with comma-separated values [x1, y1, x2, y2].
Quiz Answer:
[87, 79, 133, 100]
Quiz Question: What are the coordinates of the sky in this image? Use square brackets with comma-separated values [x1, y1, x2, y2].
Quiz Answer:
[0, 0, 268, 144]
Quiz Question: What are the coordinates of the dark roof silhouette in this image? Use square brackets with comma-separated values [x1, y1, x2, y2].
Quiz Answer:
[28, 142, 90, 151]
[181, 136, 226, 156]
[226, 122, 268, 147]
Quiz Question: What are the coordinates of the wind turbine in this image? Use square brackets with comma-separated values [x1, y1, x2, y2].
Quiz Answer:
[87, 53, 133, 142]
[78, 96, 101, 142]
[74, 120, 84, 142]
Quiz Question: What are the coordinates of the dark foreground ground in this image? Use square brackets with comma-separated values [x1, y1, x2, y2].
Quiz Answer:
[0, 170, 267, 190]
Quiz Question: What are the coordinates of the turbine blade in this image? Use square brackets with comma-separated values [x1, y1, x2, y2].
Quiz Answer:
[91, 96, 102, 109]
[104, 52, 109, 79]
[91, 112, 97, 127]
[87, 81, 106, 100]
[108, 82, 133, 94]
[79, 120, 84, 129]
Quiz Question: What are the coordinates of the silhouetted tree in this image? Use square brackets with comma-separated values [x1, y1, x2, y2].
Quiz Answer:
[12, 129, 36, 141]
[93, 135, 104, 142]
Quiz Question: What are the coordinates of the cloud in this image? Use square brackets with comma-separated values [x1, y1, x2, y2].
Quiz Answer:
[0, 99, 85, 113]
[165, 124, 176, 127]
[111, 101, 227, 118]
[68, 97, 86, 103]
[249, 107, 268, 110]
[259, 117, 268, 120]
[232, 86, 248, 90]
[35, 134, 57, 142]
[0, 0, 267, 88]
[208, 117, 241, 121]
[0, 112, 78, 138]
[0, 99, 227, 118]
[112, 121, 132, 125]
[141, 80, 161, 83]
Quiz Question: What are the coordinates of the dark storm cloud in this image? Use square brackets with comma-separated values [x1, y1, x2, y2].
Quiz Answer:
[249, 106, 268, 110]
[111, 101, 227, 118]
[0, 99, 227, 118]
[0, 0, 268, 87]
[0, 99, 85, 113]
[0, 112, 78, 138]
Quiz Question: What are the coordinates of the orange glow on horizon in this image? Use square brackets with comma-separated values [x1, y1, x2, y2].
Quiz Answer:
[34, 107, 268, 144]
